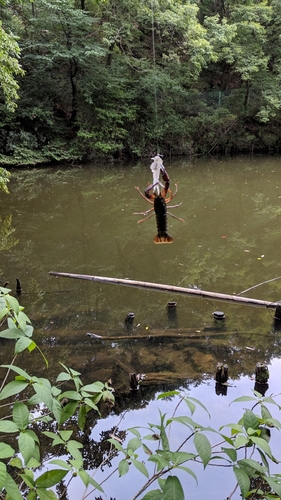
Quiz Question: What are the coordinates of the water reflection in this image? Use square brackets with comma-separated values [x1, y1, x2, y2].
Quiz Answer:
[1, 157, 281, 388]
[2, 157, 281, 498]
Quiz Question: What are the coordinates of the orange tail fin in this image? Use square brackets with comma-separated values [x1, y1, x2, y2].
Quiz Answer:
[154, 233, 173, 244]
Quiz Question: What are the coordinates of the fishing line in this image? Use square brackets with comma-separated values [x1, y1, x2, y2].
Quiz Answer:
[151, 0, 159, 153]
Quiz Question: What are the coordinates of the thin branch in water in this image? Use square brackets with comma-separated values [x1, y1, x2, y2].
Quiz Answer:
[237, 275, 281, 296]
[0, 355, 17, 392]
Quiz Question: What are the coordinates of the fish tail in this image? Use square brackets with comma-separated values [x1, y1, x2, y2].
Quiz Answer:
[154, 233, 173, 244]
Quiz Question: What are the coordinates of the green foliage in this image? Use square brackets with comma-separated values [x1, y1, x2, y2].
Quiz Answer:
[0, 287, 114, 498]
[0, 20, 24, 111]
[0, 167, 10, 194]
[1, 0, 281, 161]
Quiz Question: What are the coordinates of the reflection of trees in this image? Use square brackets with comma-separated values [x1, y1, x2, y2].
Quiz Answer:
[82, 427, 126, 472]
[0, 214, 18, 251]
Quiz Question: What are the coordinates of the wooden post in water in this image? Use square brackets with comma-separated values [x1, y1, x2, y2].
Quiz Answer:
[255, 362, 269, 384]
[215, 363, 228, 384]
[49, 271, 281, 312]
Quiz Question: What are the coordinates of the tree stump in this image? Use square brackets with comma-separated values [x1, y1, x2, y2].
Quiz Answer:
[129, 373, 139, 391]
[254, 381, 269, 397]
[215, 382, 227, 396]
[255, 362, 269, 384]
[215, 362, 228, 384]
[166, 301, 178, 328]
[125, 312, 135, 330]
[16, 278, 22, 295]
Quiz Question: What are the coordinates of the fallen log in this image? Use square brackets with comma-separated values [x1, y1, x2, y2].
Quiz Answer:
[49, 271, 280, 310]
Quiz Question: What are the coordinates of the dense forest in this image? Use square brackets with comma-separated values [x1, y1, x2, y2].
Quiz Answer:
[1, 0, 281, 165]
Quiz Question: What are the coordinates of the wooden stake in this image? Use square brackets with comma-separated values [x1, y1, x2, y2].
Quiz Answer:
[49, 271, 280, 310]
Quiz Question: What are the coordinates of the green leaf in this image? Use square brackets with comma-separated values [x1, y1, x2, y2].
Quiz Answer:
[77, 469, 104, 492]
[108, 438, 126, 454]
[19, 431, 36, 465]
[35, 469, 68, 488]
[84, 397, 99, 412]
[0, 307, 9, 321]
[33, 383, 53, 410]
[170, 451, 196, 465]
[19, 473, 35, 488]
[193, 433, 211, 468]
[237, 458, 266, 474]
[82, 382, 104, 393]
[9, 457, 22, 469]
[4, 472, 22, 500]
[234, 435, 249, 448]
[77, 469, 90, 486]
[78, 405, 86, 430]
[263, 396, 281, 408]
[13, 402, 29, 430]
[220, 423, 244, 433]
[257, 448, 269, 472]
[127, 437, 141, 452]
[52, 399, 62, 423]
[128, 427, 141, 438]
[67, 442, 83, 462]
[43, 431, 64, 446]
[6, 295, 20, 315]
[15, 311, 29, 332]
[59, 430, 73, 442]
[56, 372, 72, 382]
[118, 459, 129, 477]
[243, 409, 260, 431]
[60, 401, 78, 425]
[0, 327, 23, 339]
[163, 475, 184, 500]
[15, 336, 34, 353]
[0, 380, 29, 401]
[157, 391, 180, 399]
[142, 490, 162, 500]
[185, 396, 211, 418]
[233, 466, 250, 498]
[37, 488, 58, 500]
[0, 365, 31, 380]
[0, 420, 19, 433]
[251, 436, 274, 459]
[177, 465, 198, 482]
[169, 415, 199, 429]
[261, 404, 272, 420]
[265, 476, 281, 497]
[131, 459, 149, 478]
[48, 460, 72, 470]
[184, 399, 196, 415]
[231, 396, 256, 404]
[59, 391, 81, 401]
[222, 447, 237, 462]
[0, 462, 7, 490]
[142, 443, 152, 456]
[160, 414, 170, 454]
[0, 443, 14, 459]
[27, 491, 37, 500]
[148, 454, 170, 471]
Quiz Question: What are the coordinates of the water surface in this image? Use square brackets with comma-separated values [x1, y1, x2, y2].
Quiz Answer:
[1, 155, 281, 498]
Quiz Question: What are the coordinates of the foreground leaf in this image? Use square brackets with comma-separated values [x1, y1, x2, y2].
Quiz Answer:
[163, 475, 184, 500]
[193, 433, 211, 468]
[35, 469, 68, 488]
[233, 466, 250, 498]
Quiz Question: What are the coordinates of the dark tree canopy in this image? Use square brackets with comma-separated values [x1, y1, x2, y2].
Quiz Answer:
[1, 0, 281, 164]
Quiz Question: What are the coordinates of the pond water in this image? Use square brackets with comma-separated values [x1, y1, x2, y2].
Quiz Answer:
[1, 155, 281, 499]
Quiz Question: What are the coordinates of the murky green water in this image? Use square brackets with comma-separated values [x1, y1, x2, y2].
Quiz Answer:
[1, 155, 281, 499]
